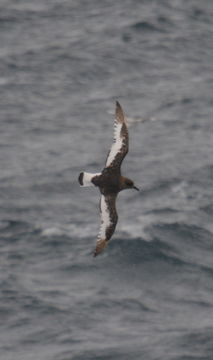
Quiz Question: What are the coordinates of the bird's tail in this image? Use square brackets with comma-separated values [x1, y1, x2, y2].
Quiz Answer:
[78, 171, 101, 187]
[93, 239, 108, 257]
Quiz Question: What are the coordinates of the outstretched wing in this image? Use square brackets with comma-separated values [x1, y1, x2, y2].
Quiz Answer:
[94, 194, 118, 257]
[105, 101, 129, 169]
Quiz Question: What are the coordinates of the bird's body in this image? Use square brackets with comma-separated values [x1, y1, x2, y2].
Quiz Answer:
[78, 101, 139, 256]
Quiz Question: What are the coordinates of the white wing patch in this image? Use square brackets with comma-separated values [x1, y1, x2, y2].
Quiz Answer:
[94, 194, 118, 256]
[98, 195, 111, 240]
[79, 172, 101, 187]
[106, 122, 123, 167]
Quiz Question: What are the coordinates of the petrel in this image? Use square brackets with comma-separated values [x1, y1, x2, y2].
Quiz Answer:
[78, 101, 139, 257]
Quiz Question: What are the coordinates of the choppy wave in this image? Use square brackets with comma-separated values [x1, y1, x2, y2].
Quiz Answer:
[1, 0, 213, 359]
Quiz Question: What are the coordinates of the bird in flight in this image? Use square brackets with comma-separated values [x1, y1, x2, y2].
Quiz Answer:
[78, 101, 139, 257]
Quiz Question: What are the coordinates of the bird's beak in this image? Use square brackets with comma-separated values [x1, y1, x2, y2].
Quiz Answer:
[133, 185, 140, 191]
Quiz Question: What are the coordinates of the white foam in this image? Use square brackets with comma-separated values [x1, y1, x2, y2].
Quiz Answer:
[41, 223, 97, 239]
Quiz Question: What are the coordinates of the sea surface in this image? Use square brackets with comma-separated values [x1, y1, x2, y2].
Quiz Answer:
[0, 0, 213, 359]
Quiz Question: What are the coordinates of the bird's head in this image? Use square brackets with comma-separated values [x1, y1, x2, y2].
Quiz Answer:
[122, 177, 139, 191]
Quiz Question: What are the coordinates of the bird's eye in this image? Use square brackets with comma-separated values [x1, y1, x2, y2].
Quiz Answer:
[126, 180, 133, 186]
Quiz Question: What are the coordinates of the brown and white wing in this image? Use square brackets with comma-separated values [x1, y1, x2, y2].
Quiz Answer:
[105, 101, 129, 169]
[94, 194, 118, 257]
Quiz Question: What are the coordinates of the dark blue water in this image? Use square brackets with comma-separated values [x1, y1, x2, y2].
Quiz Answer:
[1, 1, 213, 359]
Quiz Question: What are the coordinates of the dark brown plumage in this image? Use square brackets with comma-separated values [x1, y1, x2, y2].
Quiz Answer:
[78, 101, 139, 256]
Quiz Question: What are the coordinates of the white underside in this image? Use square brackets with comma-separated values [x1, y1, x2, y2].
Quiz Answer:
[80, 172, 101, 187]
[106, 122, 123, 167]
[98, 195, 111, 240]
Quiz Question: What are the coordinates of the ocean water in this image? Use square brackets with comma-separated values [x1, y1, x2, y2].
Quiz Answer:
[0, 0, 213, 359]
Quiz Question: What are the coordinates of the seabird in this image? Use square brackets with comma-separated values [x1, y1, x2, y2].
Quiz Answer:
[78, 101, 139, 257]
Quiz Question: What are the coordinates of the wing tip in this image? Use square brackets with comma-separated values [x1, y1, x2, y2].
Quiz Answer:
[93, 239, 108, 257]
[115, 100, 125, 124]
